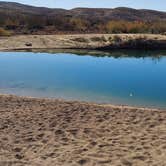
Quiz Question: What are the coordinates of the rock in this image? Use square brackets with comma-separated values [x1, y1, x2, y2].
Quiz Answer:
[15, 154, 24, 160]
[25, 42, 32, 47]
[78, 159, 87, 165]
[121, 159, 133, 166]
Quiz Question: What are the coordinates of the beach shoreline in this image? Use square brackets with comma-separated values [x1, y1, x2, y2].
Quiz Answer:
[0, 94, 166, 165]
[0, 93, 165, 111]
[0, 34, 166, 51]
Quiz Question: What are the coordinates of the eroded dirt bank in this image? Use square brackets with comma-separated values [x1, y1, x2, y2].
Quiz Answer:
[0, 34, 166, 51]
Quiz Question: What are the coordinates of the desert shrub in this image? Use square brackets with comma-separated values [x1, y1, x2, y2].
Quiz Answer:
[94, 23, 107, 33]
[108, 36, 112, 41]
[106, 21, 149, 34]
[91, 36, 107, 42]
[149, 21, 166, 34]
[112, 35, 122, 43]
[69, 18, 89, 32]
[101, 36, 107, 42]
[127, 21, 148, 33]
[5, 19, 19, 30]
[0, 28, 11, 36]
[107, 21, 127, 33]
[26, 16, 45, 30]
[71, 37, 89, 43]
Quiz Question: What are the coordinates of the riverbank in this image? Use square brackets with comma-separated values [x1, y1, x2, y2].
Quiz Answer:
[0, 94, 166, 166]
[0, 34, 166, 51]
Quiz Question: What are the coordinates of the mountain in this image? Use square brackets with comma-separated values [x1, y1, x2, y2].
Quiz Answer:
[71, 7, 166, 21]
[0, 2, 166, 21]
[0, 2, 166, 34]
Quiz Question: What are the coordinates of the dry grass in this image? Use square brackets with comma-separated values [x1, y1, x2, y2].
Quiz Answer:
[0, 28, 11, 36]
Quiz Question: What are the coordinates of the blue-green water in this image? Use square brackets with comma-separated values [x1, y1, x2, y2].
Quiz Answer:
[0, 50, 166, 108]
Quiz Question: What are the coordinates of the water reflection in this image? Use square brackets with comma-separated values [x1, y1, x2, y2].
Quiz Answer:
[16, 48, 166, 61]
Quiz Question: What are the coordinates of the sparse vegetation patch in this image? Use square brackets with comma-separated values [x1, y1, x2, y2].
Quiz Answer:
[0, 28, 11, 36]
[71, 37, 89, 43]
[91, 36, 107, 42]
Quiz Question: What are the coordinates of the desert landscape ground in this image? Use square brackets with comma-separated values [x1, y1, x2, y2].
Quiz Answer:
[0, 1, 166, 166]
[0, 94, 166, 166]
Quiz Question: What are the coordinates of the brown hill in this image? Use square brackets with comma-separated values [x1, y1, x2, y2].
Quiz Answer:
[0, 2, 166, 34]
[0, 2, 166, 21]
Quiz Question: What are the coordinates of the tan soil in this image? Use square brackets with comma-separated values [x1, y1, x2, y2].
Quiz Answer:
[0, 94, 166, 166]
[0, 34, 166, 51]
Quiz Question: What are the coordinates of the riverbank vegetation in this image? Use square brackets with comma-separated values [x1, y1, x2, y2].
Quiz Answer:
[0, 28, 12, 36]
[0, 17, 166, 36]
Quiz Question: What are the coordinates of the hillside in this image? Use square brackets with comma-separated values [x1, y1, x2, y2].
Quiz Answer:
[71, 7, 166, 21]
[0, 2, 166, 21]
[0, 2, 166, 35]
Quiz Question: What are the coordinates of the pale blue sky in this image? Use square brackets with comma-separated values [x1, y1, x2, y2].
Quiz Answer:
[1, 0, 166, 11]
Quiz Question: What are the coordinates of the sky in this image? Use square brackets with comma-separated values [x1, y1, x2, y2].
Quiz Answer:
[1, 0, 166, 11]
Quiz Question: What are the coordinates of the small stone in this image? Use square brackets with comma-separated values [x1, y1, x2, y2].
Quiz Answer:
[121, 159, 132, 166]
[15, 154, 24, 160]
[25, 42, 32, 47]
[78, 159, 87, 165]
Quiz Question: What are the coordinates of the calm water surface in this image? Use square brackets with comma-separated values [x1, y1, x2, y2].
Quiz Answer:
[0, 50, 166, 108]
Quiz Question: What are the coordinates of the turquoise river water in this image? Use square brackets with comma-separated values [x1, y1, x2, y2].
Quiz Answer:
[0, 50, 166, 108]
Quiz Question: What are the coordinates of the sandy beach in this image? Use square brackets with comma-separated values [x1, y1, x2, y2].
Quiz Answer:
[0, 34, 166, 51]
[0, 94, 166, 166]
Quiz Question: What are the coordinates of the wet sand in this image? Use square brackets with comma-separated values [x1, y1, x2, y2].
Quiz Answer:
[0, 94, 166, 166]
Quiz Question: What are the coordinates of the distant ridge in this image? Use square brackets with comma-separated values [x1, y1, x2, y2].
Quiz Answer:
[0, 1, 166, 21]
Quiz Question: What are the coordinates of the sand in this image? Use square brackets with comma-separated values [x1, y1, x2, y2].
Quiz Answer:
[0, 94, 166, 166]
[0, 34, 166, 51]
